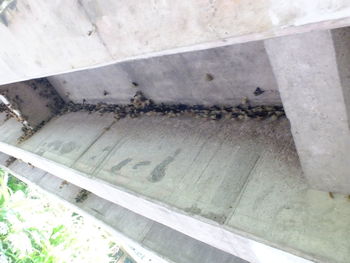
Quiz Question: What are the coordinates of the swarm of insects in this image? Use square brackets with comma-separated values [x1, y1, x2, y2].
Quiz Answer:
[75, 189, 91, 203]
[13, 90, 285, 144]
[59, 91, 285, 122]
[0, 103, 13, 121]
[5, 156, 17, 167]
[17, 120, 48, 143]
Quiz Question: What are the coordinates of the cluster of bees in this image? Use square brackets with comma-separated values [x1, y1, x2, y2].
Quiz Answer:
[29, 79, 65, 115]
[18, 120, 47, 143]
[5, 156, 17, 167]
[14, 90, 285, 144]
[0, 103, 16, 121]
[74, 189, 91, 203]
[59, 91, 285, 121]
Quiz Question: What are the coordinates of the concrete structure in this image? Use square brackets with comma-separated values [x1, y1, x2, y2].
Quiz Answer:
[265, 28, 350, 194]
[2, 1, 350, 85]
[0, 108, 350, 263]
[1, 3, 350, 263]
[0, 79, 63, 128]
[48, 41, 280, 107]
[0, 152, 247, 263]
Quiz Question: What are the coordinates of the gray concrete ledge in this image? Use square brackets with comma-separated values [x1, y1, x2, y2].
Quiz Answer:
[0, 153, 247, 263]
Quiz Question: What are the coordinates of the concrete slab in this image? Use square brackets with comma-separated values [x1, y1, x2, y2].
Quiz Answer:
[0, 111, 332, 263]
[0, 155, 248, 263]
[2, 1, 350, 84]
[265, 29, 350, 193]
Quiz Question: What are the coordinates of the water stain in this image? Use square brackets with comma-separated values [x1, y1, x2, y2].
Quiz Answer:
[149, 149, 181, 182]
[90, 208, 104, 216]
[48, 140, 62, 151]
[102, 146, 112, 152]
[184, 204, 202, 215]
[133, 161, 151, 169]
[60, 141, 77, 154]
[111, 158, 132, 173]
[37, 149, 45, 155]
[202, 212, 227, 224]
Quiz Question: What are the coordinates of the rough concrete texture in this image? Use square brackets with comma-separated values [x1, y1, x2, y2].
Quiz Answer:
[0, 79, 63, 128]
[48, 41, 281, 106]
[265, 28, 350, 194]
[1, 1, 350, 84]
[1, 110, 349, 263]
[0, 154, 247, 263]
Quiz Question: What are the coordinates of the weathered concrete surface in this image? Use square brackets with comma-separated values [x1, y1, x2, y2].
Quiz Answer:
[2, 1, 350, 84]
[265, 28, 350, 194]
[0, 154, 247, 263]
[0, 79, 64, 128]
[1, 111, 349, 262]
[48, 41, 280, 106]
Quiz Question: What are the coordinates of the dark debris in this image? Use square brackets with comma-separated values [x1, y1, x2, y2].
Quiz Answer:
[59, 91, 285, 122]
[254, 87, 265, 96]
[75, 189, 91, 203]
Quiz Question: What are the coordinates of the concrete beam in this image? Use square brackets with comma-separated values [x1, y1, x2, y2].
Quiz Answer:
[0, 153, 247, 263]
[265, 28, 350, 194]
[1, 1, 350, 84]
[48, 41, 281, 107]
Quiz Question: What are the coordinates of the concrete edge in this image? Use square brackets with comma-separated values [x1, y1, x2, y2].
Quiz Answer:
[0, 162, 173, 263]
[2, 17, 350, 85]
[0, 142, 318, 263]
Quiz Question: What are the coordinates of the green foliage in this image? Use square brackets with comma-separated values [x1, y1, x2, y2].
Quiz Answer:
[0, 169, 124, 263]
[6, 176, 27, 194]
[0, 169, 64, 263]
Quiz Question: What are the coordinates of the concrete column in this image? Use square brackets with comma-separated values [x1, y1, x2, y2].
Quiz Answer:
[265, 29, 350, 194]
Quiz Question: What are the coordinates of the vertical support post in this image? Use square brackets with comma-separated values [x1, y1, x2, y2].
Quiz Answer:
[265, 29, 350, 194]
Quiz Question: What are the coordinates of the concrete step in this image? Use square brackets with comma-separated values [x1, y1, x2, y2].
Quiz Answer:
[0, 152, 247, 263]
[0, 110, 348, 263]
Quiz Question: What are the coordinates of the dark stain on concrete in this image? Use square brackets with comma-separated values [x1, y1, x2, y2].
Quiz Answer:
[149, 149, 181, 182]
[48, 140, 62, 151]
[90, 208, 104, 216]
[184, 204, 202, 215]
[111, 158, 132, 173]
[202, 212, 227, 224]
[37, 149, 45, 155]
[133, 161, 151, 169]
[60, 141, 77, 154]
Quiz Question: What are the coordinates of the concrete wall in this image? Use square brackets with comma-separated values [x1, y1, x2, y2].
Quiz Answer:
[0, 79, 64, 128]
[1, 0, 350, 85]
[48, 41, 281, 106]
